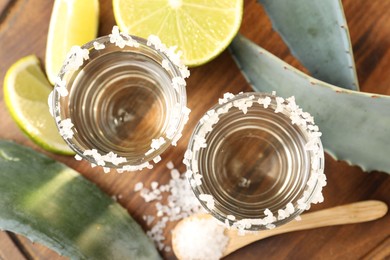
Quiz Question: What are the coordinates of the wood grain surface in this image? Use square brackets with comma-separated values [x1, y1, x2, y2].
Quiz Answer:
[0, 0, 389, 259]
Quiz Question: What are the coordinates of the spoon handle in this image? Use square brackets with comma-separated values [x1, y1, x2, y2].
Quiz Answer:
[224, 200, 388, 256]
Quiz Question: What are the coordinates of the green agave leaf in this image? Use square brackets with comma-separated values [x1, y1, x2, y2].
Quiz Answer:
[0, 140, 161, 260]
[258, 0, 359, 91]
[230, 34, 390, 173]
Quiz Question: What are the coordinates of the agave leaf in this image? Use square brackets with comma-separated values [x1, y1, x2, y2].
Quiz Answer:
[230, 34, 390, 173]
[0, 140, 161, 260]
[258, 0, 359, 91]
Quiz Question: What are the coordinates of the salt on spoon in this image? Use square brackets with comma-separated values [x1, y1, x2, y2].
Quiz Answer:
[172, 200, 387, 260]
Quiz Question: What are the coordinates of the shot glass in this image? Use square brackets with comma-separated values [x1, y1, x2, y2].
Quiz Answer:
[184, 92, 326, 231]
[50, 27, 190, 172]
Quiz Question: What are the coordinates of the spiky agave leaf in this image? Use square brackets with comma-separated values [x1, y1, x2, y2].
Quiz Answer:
[258, 0, 359, 91]
[230, 34, 390, 173]
[0, 140, 161, 260]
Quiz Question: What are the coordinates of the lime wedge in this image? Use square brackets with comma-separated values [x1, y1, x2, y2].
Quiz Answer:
[45, 0, 99, 84]
[113, 0, 243, 66]
[4, 55, 74, 155]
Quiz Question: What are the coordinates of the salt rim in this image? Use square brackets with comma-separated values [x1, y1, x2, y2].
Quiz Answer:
[56, 118, 74, 140]
[109, 26, 140, 48]
[51, 26, 191, 173]
[93, 41, 105, 50]
[184, 91, 327, 232]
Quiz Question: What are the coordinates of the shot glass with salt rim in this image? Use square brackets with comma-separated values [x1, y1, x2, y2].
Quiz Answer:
[184, 92, 326, 231]
[50, 27, 190, 172]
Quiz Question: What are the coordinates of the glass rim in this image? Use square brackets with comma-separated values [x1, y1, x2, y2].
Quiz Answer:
[51, 33, 189, 171]
[185, 92, 325, 231]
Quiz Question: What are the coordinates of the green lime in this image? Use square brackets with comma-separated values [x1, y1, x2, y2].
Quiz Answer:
[4, 55, 74, 155]
[45, 0, 99, 84]
[113, 0, 243, 66]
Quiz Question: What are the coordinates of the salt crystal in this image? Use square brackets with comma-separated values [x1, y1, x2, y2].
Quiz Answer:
[171, 76, 186, 91]
[121, 32, 140, 48]
[286, 202, 295, 214]
[58, 118, 74, 139]
[170, 169, 180, 179]
[278, 209, 287, 220]
[153, 155, 162, 164]
[263, 96, 272, 108]
[308, 125, 320, 132]
[313, 192, 324, 204]
[74, 154, 82, 161]
[151, 181, 159, 190]
[193, 173, 203, 186]
[224, 92, 235, 100]
[54, 77, 68, 97]
[147, 35, 163, 48]
[166, 161, 174, 169]
[151, 137, 165, 150]
[171, 133, 182, 146]
[97, 159, 106, 167]
[101, 151, 127, 166]
[63, 46, 89, 72]
[298, 201, 307, 210]
[161, 59, 171, 71]
[182, 158, 190, 167]
[194, 135, 207, 149]
[184, 150, 192, 160]
[258, 96, 271, 108]
[134, 182, 143, 192]
[185, 170, 193, 179]
[199, 194, 215, 209]
[109, 26, 125, 48]
[190, 179, 197, 188]
[180, 66, 190, 78]
[227, 215, 236, 221]
[264, 208, 273, 216]
[93, 41, 105, 50]
[145, 148, 155, 156]
[266, 223, 276, 229]
[275, 96, 285, 113]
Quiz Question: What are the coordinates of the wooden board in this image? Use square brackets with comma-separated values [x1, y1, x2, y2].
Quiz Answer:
[0, 0, 389, 259]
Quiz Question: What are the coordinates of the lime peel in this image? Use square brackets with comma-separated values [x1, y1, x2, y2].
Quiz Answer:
[113, 0, 243, 66]
[45, 0, 99, 84]
[4, 55, 74, 155]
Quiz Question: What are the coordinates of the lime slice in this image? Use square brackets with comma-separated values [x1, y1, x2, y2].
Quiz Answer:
[45, 0, 99, 84]
[4, 55, 74, 155]
[113, 0, 243, 66]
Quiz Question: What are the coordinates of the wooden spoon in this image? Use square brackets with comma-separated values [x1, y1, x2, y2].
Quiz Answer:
[172, 200, 387, 259]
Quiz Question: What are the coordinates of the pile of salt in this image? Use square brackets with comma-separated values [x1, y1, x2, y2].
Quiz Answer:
[134, 161, 204, 252]
[174, 218, 229, 260]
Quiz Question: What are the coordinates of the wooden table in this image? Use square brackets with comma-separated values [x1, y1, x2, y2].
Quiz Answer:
[0, 0, 389, 259]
